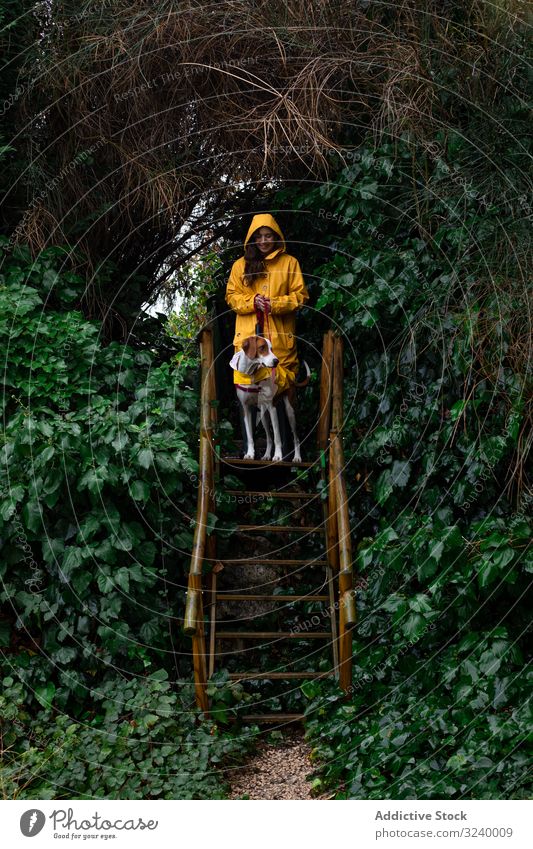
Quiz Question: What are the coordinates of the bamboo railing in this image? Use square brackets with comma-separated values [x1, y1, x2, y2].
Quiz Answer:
[318, 330, 355, 692]
[183, 328, 216, 712]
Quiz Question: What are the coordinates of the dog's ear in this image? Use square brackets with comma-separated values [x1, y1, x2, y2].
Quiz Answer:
[243, 336, 256, 358]
[256, 336, 269, 356]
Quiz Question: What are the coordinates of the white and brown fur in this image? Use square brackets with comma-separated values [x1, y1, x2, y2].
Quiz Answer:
[230, 335, 310, 463]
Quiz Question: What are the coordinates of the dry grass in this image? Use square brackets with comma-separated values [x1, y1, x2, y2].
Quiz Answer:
[14, 2, 446, 299]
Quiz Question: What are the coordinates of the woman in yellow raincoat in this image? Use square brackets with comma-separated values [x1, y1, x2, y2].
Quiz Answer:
[225, 213, 309, 392]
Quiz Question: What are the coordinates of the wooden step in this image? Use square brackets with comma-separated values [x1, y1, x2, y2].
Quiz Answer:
[217, 631, 331, 640]
[237, 524, 325, 534]
[241, 713, 304, 723]
[229, 671, 333, 680]
[224, 490, 320, 500]
[216, 594, 328, 602]
[217, 558, 327, 567]
[221, 457, 315, 468]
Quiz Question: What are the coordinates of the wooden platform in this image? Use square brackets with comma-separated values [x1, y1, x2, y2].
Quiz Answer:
[220, 456, 316, 468]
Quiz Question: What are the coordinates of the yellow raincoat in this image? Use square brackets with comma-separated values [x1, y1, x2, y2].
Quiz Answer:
[226, 213, 309, 390]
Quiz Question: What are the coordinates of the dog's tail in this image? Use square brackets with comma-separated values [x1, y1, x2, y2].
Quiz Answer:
[294, 360, 311, 388]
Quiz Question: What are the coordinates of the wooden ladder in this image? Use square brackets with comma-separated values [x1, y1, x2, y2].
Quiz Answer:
[183, 328, 356, 721]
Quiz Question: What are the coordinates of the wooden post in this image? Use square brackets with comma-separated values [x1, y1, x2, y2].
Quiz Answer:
[319, 331, 339, 673]
[187, 432, 210, 712]
[331, 333, 343, 435]
[331, 435, 355, 692]
[326, 439, 340, 576]
[183, 328, 216, 713]
[330, 334, 354, 693]
[326, 426, 340, 677]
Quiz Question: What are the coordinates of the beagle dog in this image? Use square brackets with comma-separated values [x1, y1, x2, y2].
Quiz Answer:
[229, 335, 310, 463]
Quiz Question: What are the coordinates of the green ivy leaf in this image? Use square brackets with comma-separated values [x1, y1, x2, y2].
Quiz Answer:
[375, 469, 393, 505]
[97, 571, 115, 593]
[150, 668, 169, 682]
[428, 540, 444, 563]
[112, 432, 129, 451]
[114, 568, 130, 593]
[390, 461, 411, 489]
[138, 448, 154, 469]
[61, 546, 84, 581]
[402, 612, 427, 640]
[21, 500, 42, 533]
[130, 480, 150, 501]
[0, 498, 17, 521]
[409, 594, 432, 614]
[35, 681, 56, 708]
[478, 549, 515, 588]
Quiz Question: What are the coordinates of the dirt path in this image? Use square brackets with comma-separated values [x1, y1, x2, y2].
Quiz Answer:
[227, 731, 320, 800]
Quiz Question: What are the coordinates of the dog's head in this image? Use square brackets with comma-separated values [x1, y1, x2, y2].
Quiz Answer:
[241, 335, 279, 369]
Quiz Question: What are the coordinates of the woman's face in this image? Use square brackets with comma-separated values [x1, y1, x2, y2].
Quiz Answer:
[253, 227, 277, 255]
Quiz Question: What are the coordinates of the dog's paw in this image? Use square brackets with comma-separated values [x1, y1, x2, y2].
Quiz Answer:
[293, 452, 302, 463]
[261, 451, 272, 461]
[272, 452, 283, 462]
[243, 451, 255, 460]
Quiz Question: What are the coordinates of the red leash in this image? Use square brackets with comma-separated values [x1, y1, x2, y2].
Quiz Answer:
[264, 306, 276, 390]
[254, 298, 276, 390]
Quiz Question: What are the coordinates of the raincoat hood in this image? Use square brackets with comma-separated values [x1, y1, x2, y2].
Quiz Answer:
[244, 213, 286, 256]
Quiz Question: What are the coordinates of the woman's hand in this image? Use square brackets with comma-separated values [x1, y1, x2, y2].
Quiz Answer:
[254, 294, 271, 314]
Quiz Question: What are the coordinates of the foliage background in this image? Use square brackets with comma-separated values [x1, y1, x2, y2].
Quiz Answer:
[276, 134, 531, 798]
